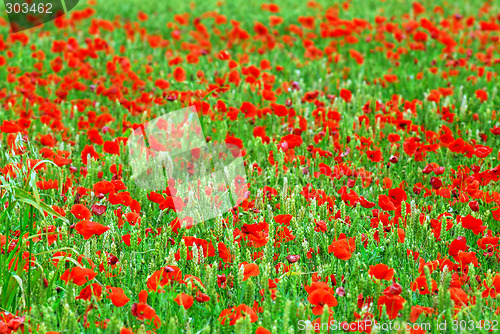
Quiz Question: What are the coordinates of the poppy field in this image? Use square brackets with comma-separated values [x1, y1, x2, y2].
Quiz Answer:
[1, 0, 500, 333]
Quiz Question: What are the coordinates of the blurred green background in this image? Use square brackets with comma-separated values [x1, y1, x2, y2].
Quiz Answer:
[1, 0, 491, 34]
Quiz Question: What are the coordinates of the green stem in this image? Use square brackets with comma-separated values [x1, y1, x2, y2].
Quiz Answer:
[27, 205, 33, 313]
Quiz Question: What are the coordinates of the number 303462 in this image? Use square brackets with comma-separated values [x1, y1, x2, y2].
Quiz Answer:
[5, 2, 53, 14]
[451, 320, 498, 331]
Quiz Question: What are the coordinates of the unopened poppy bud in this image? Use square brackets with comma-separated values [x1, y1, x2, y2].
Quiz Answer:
[468, 201, 479, 212]
[195, 292, 210, 303]
[347, 178, 356, 188]
[470, 165, 480, 173]
[389, 283, 402, 295]
[108, 255, 119, 265]
[422, 164, 434, 174]
[92, 204, 107, 216]
[430, 177, 442, 189]
[130, 303, 138, 317]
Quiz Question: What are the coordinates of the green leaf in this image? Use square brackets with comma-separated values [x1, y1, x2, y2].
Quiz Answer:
[11, 187, 68, 224]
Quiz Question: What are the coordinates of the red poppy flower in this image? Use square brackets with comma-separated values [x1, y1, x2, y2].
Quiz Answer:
[131, 302, 157, 321]
[477, 236, 499, 250]
[274, 214, 292, 225]
[377, 294, 405, 319]
[369, 264, 394, 280]
[256, 327, 272, 334]
[155, 79, 170, 90]
[160, 196, 186, 212]
[359, 196, 376, 208]
[76, 283, 102, 301]
[218, 242, 232, 263]
[411, 276, 437, 295]
[459, 214, 487, 235]
[410, 305, 434, 322]
[219, 304, 258, 325]
[174, 293, 194, 309]
[71, 204, 91, 220]
[280, 134, 303, 149]
[308, 288, 338, 315]
[103, 140, 120, 155]
[449, 238, 469, 258]
[271, 103, 288, 117]
[0, 120, 21, 133]
[482, 275, 500, 298]
[474, 145, 492, 158]
[388, 188, 407, 206]
[378, 194, 396, 211]
[107, 286, 130, 307]
[75, 220, 110, 239]
[366, 150, 382, 162]
[93, 181, 114, 195]
[239, 262, 260, 281]
[146, 266, 183, 292]
[314, 219, 327, 232]
[173, 66, 186, 82]
[328, 235, 356, 260]
[449, 287, 468, 307]
[340, 88, 352, 102]
[61, 267, 97, 286]
[475, 89, 488, 102]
